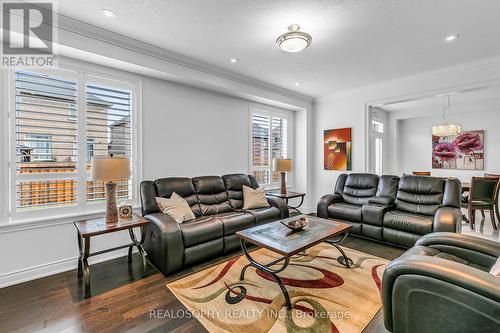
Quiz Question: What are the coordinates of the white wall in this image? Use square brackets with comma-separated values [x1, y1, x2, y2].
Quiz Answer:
[313, 57, 500, 204]
[397, 109, 500, 181]
[0, 59, 297, 288]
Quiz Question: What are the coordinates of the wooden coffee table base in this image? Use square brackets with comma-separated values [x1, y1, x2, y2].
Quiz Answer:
[238, 231, 352, 311]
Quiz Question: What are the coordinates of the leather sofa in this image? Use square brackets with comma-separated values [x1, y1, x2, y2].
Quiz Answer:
[140, 173, 289, 276]
[317, 173, 462, 247]
[382, 232, 500, 333]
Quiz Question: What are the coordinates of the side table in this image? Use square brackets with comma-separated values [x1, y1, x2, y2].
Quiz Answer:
[266, 190, 306, 214]
[74, 213, 149, 298]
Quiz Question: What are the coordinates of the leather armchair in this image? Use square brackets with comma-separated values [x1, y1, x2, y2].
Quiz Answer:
[382, 232, 500, 333]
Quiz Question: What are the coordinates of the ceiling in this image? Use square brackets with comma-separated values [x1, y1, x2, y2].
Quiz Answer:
[381, 84, 500, 116]
[58, 0, 500, 98]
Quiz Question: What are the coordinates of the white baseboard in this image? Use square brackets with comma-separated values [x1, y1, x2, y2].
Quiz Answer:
[0, 248, 133, 289]
[299, 206, 315, 214]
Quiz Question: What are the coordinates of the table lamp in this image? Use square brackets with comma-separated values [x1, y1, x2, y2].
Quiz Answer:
[90, 156, 130, 223]
[273, 158, 292, 194]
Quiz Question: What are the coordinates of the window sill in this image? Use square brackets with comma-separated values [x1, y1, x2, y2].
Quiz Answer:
[0, 206, 141, 234]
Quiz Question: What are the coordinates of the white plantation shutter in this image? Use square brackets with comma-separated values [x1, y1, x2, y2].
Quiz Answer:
[250, 111, 289, 187]
[14, 70, 78, 210]
[10, 69, 137, 220]
[85, 83, 132, 203]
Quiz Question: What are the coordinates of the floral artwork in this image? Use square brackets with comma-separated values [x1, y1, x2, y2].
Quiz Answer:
[432, 131, 484, 170]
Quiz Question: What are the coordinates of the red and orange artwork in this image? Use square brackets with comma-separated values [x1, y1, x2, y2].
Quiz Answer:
[324, 128, 352, 170]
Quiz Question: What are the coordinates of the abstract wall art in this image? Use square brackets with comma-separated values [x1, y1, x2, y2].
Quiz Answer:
[324, 128, 352, 170]
[432, 130, 484, 170]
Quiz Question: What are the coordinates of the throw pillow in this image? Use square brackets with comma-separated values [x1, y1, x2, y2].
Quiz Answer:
[242, 185, 270, 210]
[490, 257, 500, 277]
[156, 192, 196, 223]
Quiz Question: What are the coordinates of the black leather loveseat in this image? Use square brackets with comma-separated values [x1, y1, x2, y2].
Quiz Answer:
[140, 173, 289, 276]
[318, 173, 462, 247]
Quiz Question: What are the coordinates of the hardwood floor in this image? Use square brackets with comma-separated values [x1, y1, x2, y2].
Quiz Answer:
[0, 236, 404, 333]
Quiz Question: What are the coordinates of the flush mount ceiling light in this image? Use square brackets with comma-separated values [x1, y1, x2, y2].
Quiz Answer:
[276, 24, 312, 53]
[101, 9, 117, 18]
[444, 34, 459, 42]
[432, 95, 461, 136]
[230, 58, 238, 63]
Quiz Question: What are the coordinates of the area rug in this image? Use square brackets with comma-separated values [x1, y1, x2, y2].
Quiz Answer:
[167, 244, 388, 333]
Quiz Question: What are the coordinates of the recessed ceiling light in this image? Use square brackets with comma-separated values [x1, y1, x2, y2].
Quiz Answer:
[444, 34, 459, 42]
[295, 82, 301, 86]
[101, 9, 117, 18]
[230, 58, 238, 63]
[276, 24, 312, 53]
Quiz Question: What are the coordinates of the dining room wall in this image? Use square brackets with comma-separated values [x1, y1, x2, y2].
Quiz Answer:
[395, 108, 500, 181]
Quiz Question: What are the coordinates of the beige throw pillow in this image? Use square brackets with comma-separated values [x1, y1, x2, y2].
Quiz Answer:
[156, 192, 196, 223]
[242, 185, 270, 210]
[490, 257, 500, 277]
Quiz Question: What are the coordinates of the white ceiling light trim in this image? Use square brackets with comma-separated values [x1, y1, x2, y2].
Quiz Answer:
[101, 9, 117, 18]
[276, 24, 312, 53]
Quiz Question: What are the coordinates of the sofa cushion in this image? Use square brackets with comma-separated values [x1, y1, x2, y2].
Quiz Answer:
[222, 174, 252, 209]
[242, 185, 270, 210]
[383, 210, 433, 235]
[155, 192, 196, 223]
[245, 206, 281, 225]
[395, 175, 444, 216]
[342, 173, 379, 205]
[154, 177, 201, 216]
[180, 216, 223, 247]
[215, 211, 255, 235]
[192, 176, 232, 215]
[327, 202, 362, 222]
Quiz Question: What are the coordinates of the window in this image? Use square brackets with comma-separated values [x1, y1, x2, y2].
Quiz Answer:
[10, 69, 137, 221]
[369, 111, 385, 175]
[250, 109, 289, 187]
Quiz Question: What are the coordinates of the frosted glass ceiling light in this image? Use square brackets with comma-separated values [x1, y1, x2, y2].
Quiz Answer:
[276, 24, 312, 53]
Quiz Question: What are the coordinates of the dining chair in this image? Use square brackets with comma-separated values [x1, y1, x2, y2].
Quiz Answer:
[484, 173, 500, 221]
[461, 176, 499, 230]
[412, 171, 431, 176]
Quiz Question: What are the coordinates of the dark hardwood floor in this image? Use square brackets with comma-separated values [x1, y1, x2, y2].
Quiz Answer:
[0, 236, 404, 333]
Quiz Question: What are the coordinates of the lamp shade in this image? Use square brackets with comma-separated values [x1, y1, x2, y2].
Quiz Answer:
[90, 156, 130, 181]
[273, 158, 292, 172]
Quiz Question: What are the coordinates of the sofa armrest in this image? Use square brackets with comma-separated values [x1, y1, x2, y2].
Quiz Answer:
[368, 196, 394, 206]
[416, 232, 500, 267]
[382, 255, 500, 332]
[143, 213, 184, 276]
[362, 203, 393, 226]
[317, 194, 343, 218]
[433, 206, 462, 233]
[266, 196, 289, 219]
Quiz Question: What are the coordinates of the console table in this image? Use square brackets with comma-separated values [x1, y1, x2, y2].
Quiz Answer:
[74, 213, 149, 298]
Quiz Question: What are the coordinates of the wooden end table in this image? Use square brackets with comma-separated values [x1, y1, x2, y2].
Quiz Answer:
[74, 213, 149, 298]
[236, 215, 352, 310]
[266, 191, 306, 213]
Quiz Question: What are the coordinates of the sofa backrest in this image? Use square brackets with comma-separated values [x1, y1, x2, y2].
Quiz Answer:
[222, 173, 253, 209]
[192, 176, 232, 215]
[377, 175, 400, 198]
[337, 173, 379, 205]
[396, 175, 446, 216]
[139, 177, 202, 216]
[155, 177, 202, 216]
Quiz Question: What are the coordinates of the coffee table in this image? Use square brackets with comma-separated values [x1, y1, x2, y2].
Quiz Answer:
[236, 215, 352, 310]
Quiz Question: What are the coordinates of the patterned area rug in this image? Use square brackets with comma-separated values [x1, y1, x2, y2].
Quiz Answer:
[167, 244, 388, 333]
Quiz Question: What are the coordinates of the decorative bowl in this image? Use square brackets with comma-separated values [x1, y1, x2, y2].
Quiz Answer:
[281, 217, 309, 231]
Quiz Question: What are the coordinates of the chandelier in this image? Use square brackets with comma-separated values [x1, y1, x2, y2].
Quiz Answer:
[432, 95, 461, 136]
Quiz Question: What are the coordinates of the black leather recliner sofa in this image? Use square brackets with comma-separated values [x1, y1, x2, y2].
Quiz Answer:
[318, 173, 462, 247]
[382, 232, 500, 333]
[140, 173, 289, 276]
